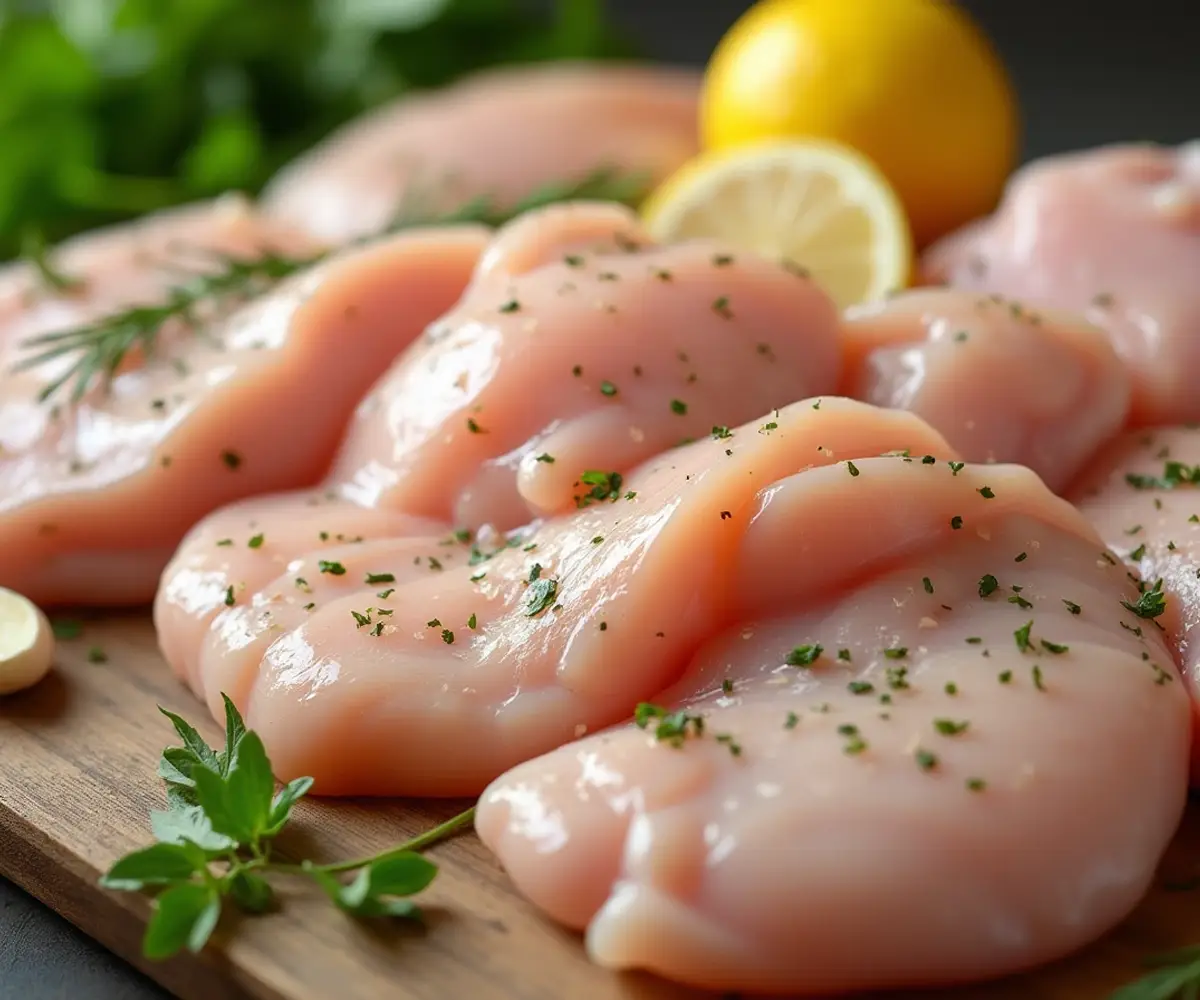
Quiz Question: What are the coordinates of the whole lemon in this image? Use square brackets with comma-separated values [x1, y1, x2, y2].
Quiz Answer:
[700, 0, 1019, 247]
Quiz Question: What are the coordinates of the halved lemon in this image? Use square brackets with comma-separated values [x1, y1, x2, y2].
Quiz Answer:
[641, 140, 912, 310]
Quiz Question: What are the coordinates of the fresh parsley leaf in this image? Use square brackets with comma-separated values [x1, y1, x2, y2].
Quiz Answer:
[100, 843, 202, 891]
[190, 731, 275, 845]
[142, 883, 222, 961]
[219, 693, 247, 776]
[265, 777, 315, 837]
[157, 707, 221, 774]
[319, 854, 438, 919]
[149, 806, 236, 854]
[104, 696, 475, 961]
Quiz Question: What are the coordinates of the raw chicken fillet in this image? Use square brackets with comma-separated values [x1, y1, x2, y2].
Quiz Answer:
[156, 202, 845, 732]
[841, 288, 1130, 492]
[160, 396, 936, 795]
[1073, 426, 1200, 773]
[477, 406, 1189, 994]
[923, 141, 1200, 426]
[0, 197, 486, 605]
[263, 62, 701, 244]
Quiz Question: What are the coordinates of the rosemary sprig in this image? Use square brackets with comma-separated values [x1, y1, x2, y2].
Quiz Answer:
[12, 167, 650, 404]
[13, 251, 321, 404]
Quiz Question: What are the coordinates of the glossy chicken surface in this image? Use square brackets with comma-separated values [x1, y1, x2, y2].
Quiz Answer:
[157, 399, 960, 796]
[923, 142, 1200, 426]
[1072, 426, 1200, 773]
[262, 62, 701, 243]
[478, 415, 1189, 994]
[330, 202, 842, 528]
[841, 288, 1130, 492]
[155, 203, 844, 691]
[0, 199, 487, 606]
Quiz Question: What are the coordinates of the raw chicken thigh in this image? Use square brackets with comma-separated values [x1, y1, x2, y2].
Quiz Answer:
[262, 62, 701, 244]
[155, 202, 842, 687]
[0, 198, 487, 606]
[478, 414, 1189, 995]
[1072, 427, 1200, 772]
[159, 399, 957, 796]
[923, 141, 1200, 426]
[841, 288, 1130, 492]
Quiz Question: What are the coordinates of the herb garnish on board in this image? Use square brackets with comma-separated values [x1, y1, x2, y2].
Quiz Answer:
[101, 695, 473, 960]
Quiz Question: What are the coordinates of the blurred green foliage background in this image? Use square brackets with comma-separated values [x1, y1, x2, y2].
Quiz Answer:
[0, 0, 637, 260]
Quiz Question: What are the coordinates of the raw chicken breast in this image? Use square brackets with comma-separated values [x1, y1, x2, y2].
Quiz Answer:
[1072, 426, 1200, 772]
[154, 491, 447, 698]
[841, 288, 1130, 492]
[478, 440, 1189, 994]
[155, 202, 841, 713]
[0, 202, 488, 606]
[332, 201, 842, 528]
[923, 142, 1200, 426]
[167, 398, 960, 796]
[261, 62, 700, 244]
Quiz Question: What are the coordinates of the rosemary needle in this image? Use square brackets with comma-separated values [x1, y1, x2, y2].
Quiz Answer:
[13, 167, 649, 404]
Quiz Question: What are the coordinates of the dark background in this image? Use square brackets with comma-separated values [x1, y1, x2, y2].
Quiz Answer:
[2, 1, 1196, 997]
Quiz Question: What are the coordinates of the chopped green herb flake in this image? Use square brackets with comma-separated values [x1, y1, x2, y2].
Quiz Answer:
[524, 578, 559, 617]
[786, 644, 823, 667]
[1122, 579, 1167, 620]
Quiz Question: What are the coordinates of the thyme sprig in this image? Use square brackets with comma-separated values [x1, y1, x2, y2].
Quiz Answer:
[14, 167, 650, 404]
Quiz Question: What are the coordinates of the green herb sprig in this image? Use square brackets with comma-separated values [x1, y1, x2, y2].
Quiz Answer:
[100, 695, 473, 960]
[15, 167, 650, 404]
[1110, 946, 1200, 999]
[15, 251, 319, 403]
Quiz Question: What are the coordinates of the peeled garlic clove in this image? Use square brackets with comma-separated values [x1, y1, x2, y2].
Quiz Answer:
[0, 586, 54, 696]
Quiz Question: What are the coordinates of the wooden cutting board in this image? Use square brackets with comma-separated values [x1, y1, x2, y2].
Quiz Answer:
[1, 611, 1197, 1000]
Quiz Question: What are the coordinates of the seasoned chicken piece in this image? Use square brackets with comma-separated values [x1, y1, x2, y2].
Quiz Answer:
[156, 202, 839, 701]
[166, 399, 958, 795]
[923, 142, 1200, 426]
[1072, 426, 1200, 772]
[478, 443, 1188, 995]
[330, 201, 841, 528]
[262, 62, 700, 244]
[154, 491, 446, 697]
[841, 288, 1130, 492]
[0, 198, 487, 606]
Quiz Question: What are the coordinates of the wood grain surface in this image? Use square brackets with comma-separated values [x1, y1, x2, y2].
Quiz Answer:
[1, 611, 1197, 1000]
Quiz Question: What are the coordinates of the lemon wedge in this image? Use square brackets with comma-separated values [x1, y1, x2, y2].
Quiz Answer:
[641, 140, 912, 310]
[0, 586, 54, 696]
